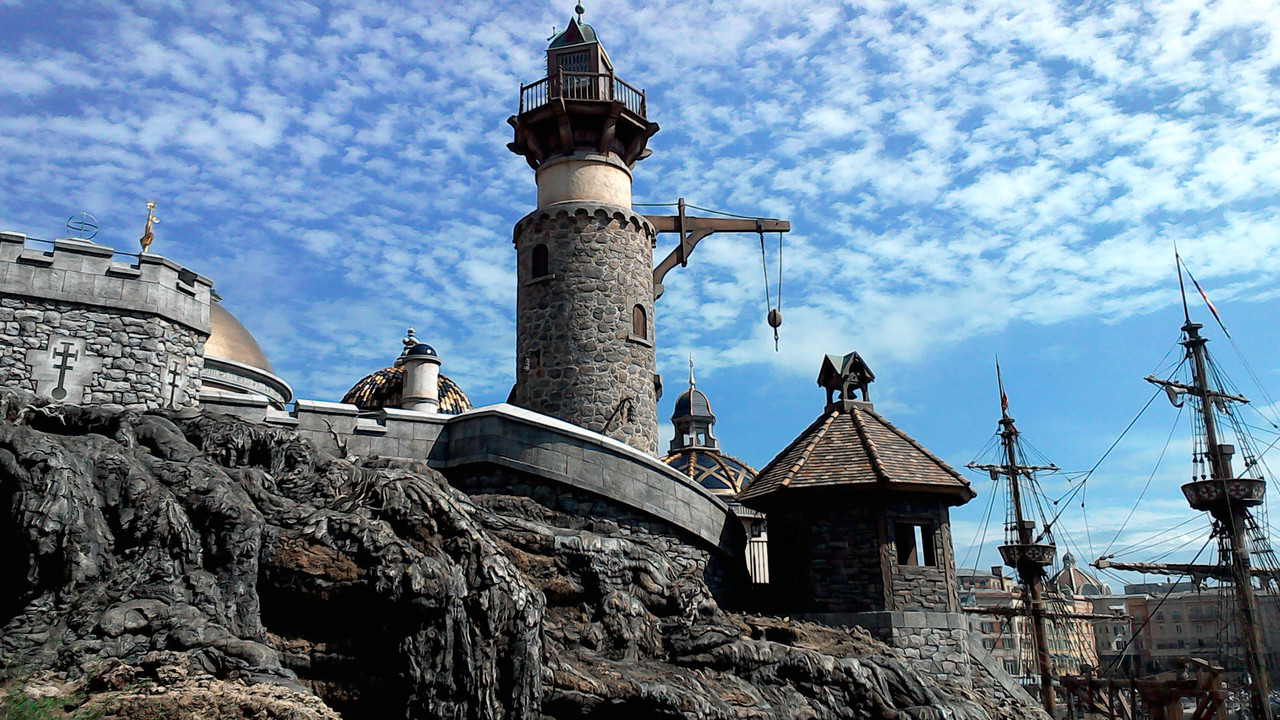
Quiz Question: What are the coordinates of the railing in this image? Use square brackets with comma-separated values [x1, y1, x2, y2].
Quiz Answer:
[519, 71, 647, 117]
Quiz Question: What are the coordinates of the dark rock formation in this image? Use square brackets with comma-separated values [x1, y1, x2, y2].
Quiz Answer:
[0, 390, 1044, 720]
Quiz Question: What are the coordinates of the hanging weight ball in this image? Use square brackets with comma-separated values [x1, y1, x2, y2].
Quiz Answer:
[767, 308, 782, 328]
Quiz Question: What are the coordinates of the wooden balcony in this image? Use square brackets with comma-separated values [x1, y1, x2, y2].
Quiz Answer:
[519, 71, 647, 118]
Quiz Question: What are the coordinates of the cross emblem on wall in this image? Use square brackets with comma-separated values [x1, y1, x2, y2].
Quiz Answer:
[25, 335, 103, 404]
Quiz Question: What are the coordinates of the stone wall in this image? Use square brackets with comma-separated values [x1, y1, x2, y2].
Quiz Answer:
[883, 498, 960, 613]
[764, 495, 959, 615]
[512, 202, 659, 454]
[199, 394, 741, 561]
[0, 233, 212, 410]
[802, 610, 975, 687]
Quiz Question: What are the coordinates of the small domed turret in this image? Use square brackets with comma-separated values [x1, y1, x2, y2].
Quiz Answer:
[342, 328, 471, 415]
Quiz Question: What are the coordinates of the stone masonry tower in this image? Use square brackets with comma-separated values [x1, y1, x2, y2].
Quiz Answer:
[507, 8, 661, 453]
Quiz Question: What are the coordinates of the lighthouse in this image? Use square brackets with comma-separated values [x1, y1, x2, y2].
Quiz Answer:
[507, 6, 662, 454]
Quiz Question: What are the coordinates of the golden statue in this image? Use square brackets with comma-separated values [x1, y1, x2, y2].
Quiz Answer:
[139, 201, 158, 253]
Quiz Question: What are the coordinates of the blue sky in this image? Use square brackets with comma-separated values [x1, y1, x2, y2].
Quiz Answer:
[5, 0, 1280, 589]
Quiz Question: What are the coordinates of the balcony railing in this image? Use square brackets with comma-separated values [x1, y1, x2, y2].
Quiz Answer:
[519, 71, 647, 117]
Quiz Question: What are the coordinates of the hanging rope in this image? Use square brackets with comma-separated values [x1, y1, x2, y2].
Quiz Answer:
[775, 229, 783, 320]
[758, 221, 782, 351]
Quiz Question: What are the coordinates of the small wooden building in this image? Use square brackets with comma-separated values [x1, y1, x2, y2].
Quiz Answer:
[738, 352, 975, 616]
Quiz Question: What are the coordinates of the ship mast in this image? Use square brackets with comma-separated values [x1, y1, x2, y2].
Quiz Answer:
[1099, 263, 1273, 720]
[1179, 318, 1271, 720]
[970, 366, 1060, 715]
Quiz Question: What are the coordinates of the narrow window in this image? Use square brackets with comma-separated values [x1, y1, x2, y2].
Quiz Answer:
[531, 244, 549, 277]
[895, 522, 937, 566]
[632, 304, 647, 339]
[895, 523, 918, 566]
[920, 524, 937, 566]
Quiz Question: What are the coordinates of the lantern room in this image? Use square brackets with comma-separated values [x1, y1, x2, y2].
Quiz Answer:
[547, 6, 614, 79]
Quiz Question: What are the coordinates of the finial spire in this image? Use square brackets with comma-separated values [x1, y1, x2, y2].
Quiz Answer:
[403, 326, 417, 353]
[996, 356, 1010, 420]
[689, 354, 695, 389]
[139, 200, 158, 253]
[575, 1, 585, 22]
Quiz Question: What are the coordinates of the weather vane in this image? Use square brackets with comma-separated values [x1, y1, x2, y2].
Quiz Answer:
[66, 212, 98, 241]
[138, 200, 158, 253]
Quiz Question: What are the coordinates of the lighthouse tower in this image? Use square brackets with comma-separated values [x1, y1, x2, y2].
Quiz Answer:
[507, 7, 661, 453]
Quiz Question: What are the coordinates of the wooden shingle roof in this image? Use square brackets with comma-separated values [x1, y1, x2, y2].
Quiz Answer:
[737, 402, 975, 506]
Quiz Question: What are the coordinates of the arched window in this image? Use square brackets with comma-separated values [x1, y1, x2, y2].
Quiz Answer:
[531, 244, 549, 277]
[632, 304, 647, 339]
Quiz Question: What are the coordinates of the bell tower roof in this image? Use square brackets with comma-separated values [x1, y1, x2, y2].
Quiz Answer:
[549, 17, 599, 49]
[508, 5, 657, 170]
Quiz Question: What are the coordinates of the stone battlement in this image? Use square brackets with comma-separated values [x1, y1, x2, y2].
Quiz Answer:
[0, 231, 211, 410]
[0, 232, 213, 333]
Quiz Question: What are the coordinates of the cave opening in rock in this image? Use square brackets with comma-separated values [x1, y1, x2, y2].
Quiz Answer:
[0, 477, 30, 629]
[259, 558, 414, 718]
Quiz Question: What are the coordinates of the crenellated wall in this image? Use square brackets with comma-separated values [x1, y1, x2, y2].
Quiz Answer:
[0, 232, 212, 410]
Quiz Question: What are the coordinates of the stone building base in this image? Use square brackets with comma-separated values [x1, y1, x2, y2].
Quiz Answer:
[799, 611, 972, 686]
[797, 610, 1036, 707]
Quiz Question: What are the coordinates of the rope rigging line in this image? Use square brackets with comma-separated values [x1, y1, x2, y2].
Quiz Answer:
[960, 464, 1002, 572]
[1099, 402, 1186, 558]
[758, 231, 772, 313]
[1102, 535, 1215, 676]
[1036, 386, 1164, 545]
[1104, 515, 1203, 560]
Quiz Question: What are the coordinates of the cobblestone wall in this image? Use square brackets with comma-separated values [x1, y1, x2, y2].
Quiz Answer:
[0, 297, 204, 410]
[885, 622, 973, 685]
[811, 506, 886, 612]
[512, 202, 658, 454]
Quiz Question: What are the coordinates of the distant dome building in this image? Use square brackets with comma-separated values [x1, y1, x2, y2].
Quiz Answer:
[1049, 553, 1109, 596]
[342, 329, 472, 415]
[201, 302, 293, 408]
[661, 361, 767, 583]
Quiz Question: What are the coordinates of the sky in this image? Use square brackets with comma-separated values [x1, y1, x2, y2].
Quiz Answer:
[4, 0, 1280, 591]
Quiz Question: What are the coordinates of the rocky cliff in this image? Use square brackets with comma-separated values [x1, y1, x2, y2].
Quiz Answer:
[0, 390, 1044, 720]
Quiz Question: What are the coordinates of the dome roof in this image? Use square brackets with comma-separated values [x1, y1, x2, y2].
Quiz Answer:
[1050, 553, 1108, 596]
[341, 365, 471, 414]
[672, 387, 714, 421]
[662, 448, 756, 496]
[205, 302, 274, 372]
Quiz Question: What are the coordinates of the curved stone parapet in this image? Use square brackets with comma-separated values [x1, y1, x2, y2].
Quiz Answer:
[445, 403, 739, 556]
[199, 395, 742, 560]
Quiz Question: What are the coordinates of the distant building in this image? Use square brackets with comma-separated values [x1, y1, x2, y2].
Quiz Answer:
[960, 561, 1104, 683]
[1124, 583, 1280, 684]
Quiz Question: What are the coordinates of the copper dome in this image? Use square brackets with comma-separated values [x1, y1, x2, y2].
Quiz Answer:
[205, 302, 274, 372]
